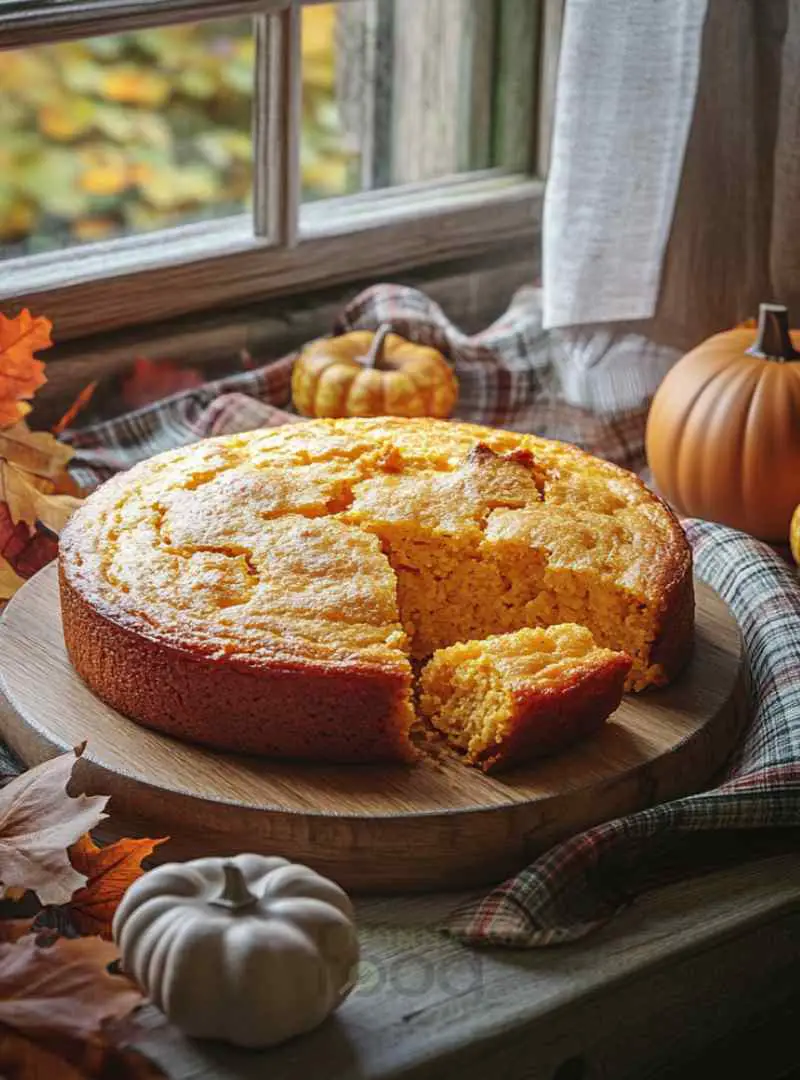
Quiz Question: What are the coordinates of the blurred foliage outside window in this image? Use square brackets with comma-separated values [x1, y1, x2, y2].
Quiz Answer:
[0, 7, 357, 258]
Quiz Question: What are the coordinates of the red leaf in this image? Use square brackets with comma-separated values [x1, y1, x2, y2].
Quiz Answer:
[0, 502, 59, 580]
[122, 358, 203, 411]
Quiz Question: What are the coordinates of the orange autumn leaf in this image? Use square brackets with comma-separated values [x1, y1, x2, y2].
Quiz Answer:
[0, 420, 83, 500]
[52, 381, 98, 437]
[67, 834, 167, 939]
[0, 311, 52, 430]
[0, 460, 81, 535]
[0, 1022, 167, 1080]
[0, 422, 74, 482]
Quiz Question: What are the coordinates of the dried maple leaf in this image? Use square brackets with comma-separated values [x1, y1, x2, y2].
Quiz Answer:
[0, 748, 108, 905]
[0, 422, 75, 481]
[66, 835, 167, 939]
[0, 312, 52, 430]
[0, 936, 143, 1039]
[52, 382, 98, 437]
[0, 461, 81, 534]
[0, 1022, 166, 1080]
[0, 420, 82, 599]
[0, 556, 26, 602]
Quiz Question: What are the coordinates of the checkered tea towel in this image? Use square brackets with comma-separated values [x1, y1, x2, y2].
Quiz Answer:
[61, 283, 652, 493]
[446, 520, 800, 946]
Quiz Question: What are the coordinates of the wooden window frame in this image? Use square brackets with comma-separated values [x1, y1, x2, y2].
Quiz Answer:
[0, 0, 562, 342]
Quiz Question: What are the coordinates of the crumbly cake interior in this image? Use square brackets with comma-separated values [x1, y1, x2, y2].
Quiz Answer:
[342, 444, 665, 683]
[419, 624, 628, 765]
[68, 418, 689, 758]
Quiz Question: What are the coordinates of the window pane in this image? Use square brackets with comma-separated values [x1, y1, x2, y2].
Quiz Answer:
[0, 19, 254, 260]
[300, 0, 528, 202]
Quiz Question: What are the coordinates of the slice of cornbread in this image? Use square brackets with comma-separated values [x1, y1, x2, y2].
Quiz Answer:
[419, 624, 632, 772]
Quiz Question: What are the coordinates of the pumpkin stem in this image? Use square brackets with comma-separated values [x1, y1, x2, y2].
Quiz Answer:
[211, 862, 258, 911]
[747, 303, 799, 362]
[364, 324, 392, 370]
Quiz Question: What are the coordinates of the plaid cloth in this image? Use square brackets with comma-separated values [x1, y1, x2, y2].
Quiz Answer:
[62, 284, 652, 493]
[2, 282, 798, 947]
[447, 520, 800, 945]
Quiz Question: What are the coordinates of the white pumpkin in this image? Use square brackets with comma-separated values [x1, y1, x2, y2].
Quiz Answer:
[112, 853, 359, 1048]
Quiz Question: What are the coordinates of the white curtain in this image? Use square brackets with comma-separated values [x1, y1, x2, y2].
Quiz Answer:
[544, 0, 799, 410]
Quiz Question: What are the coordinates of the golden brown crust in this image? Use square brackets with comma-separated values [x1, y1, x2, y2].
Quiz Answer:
[476, 653, 632, 773]
[542, 451, 695, 686]
[647, 524, 695, 683]
[59, 563, 416, 764]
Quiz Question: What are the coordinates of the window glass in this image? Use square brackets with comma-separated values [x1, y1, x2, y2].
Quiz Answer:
[0, 19, 254, 259]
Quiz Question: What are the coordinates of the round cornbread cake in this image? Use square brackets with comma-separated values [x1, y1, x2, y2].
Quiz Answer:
[59, 417, 693, 764]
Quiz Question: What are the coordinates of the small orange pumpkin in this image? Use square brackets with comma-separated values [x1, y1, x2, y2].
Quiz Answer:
[791, 504, 800, 565]
[291, 324, 458, 420]
[646, 303, 800, 540]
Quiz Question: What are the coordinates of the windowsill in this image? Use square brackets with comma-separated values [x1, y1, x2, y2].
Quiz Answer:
[0, 175, 543, 342]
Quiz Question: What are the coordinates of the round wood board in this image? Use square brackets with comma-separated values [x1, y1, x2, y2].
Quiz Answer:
[0, 564, 748, 892]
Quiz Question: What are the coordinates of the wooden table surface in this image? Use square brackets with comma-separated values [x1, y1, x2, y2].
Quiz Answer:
[123, 853, 800, 1080]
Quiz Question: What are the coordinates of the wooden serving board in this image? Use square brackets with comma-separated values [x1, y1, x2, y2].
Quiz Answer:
[0, 564, 748, 892]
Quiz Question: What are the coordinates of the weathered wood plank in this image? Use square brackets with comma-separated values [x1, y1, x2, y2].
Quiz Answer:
[536, 0, 564, 178]
[458, 0, 496, 172]
[0, 0, 281, 50]
[493, 0, 539, 172]
[391, 0, 495, 183]
[0, 179, 542, 342]
[119, 854, 800, 1079]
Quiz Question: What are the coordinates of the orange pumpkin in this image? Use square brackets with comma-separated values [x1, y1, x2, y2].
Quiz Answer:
[791, 504, 800, 565]
[646, 303, 800, 540]
[291, 324, 458, 420]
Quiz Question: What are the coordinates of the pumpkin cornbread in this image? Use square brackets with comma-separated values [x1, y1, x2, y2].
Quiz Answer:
[59, 417, 693, 765]
[419, 625, 632, 772]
